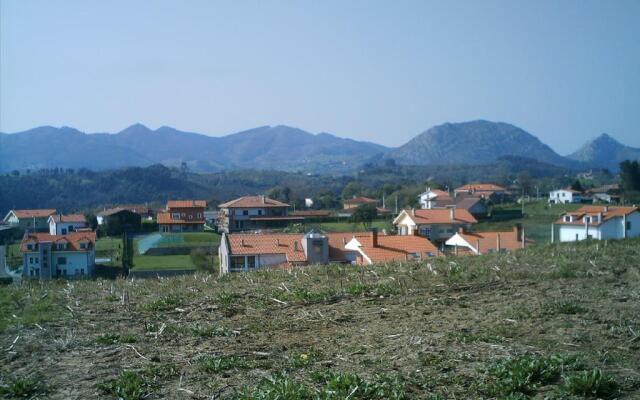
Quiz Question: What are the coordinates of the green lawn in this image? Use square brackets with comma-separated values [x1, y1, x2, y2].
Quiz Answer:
[132, 255, 196, 270]
[154, 232, 220, 248]
[95, 237, 121, 251]
[476, 201, 584, 244]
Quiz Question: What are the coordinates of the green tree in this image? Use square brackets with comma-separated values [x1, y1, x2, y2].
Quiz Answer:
[350, 204, 377, 230]
[570, 180, 584, 192]
[620, 160, 640, 191]
[121, 232, 134, 272]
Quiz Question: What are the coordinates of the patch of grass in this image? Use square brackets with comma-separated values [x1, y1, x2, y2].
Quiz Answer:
[198, 355, 247, 373]
[143, 294, 184, 311]
[288, 349, 318, 368]
[132, 254, 196, 271]
[563, 368, 620, 398]
[313, 371, 408, 399]
[0, 376, 48, 398]
[485, 354, 578, 396]
[345, 282, 367, 296]
[190, 324, 232, 338]
[0, 288, 65, 333]
[98, 370, 153, 400]
[239, 372, 312, 400]
[542, 300, 588, 316]
[96, 333, 137, 345]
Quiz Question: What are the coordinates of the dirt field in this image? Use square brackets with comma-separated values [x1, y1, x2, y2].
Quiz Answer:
[1, 239, 639, 399]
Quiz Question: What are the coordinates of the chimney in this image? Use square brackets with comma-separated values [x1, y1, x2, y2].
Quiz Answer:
[411, 208, 415, 216]
[603, 205, 608, 213]
[261, 195, 266, 204]
[448, 205, 456, 221]
[496, 234, 501, 251]
[371, 228, 378, 248]
[476, 239, 481, 255]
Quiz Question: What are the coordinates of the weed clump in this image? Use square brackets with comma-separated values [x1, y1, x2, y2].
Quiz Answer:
[563, 368, 620, 398]
[0, 376, 48, 399]
[98, 370, 153, 400]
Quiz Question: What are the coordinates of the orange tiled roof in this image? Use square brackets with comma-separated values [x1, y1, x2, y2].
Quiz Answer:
[218, 196, 289, 209]
[11, 209, 57, 219]
[157, 212, 205, 225]
[21, 231, 96, 252]
[555, 206, 638, 226]
[455, 183, 506, 192]
[401, 208, 477, 225]
[355, 234, 439, 263]
[428, 189, 452, 198]
[458, 228, 525, 253]
[50, 214, 87, 223]
[167, 200, 206, 209]
[226, 232, 367, 263]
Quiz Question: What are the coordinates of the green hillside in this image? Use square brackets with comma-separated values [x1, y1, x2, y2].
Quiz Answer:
[1, 239, 639, 399]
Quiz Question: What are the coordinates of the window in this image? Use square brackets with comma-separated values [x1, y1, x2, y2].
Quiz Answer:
[29, 257, 33, 264]
[243, 210, 249, 216]
[57, 257, 67, 265]
[584, 216, 591, 223]
[626, 221, 632, 230]
[172, 213, 181, 219]
[258, 210, 263, 216]
[197, 213, 202, 218]
[35, 257, 39, 263]
[181, 213, 186, 217]
[80, 242, 87, 249]
[230, 256, 245, 271]
[80, 269, 85, 275]
[61, 228, 67, 234]
[188, 215, 193, 220]
[246, 256, 256, 269]
[68, 225, 74, 232]
[564, 216, 571, 222]
[27, 244, 33, 250]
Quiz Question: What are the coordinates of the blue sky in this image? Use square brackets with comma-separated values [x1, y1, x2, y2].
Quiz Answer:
[1, 0, 639, 153]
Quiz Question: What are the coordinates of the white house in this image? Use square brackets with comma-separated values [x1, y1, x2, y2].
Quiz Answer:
[393, 207, 477, 243]
[48, 214, 88, 235]
[445, 227, 527, 255]
[21, 231, 96, 279]
[552, 206, 640, 242]
[417, 188, 451, 209]
[549, 189, 587, 204]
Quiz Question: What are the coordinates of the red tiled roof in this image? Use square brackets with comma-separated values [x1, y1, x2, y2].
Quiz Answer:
[428, 189, 451, 199]
[21, 231, 96, 252]
[354, 234, 439, 263]
[11, 209, 57, 219]
[157, 212, 205, 225]
[457, 229, 526, 253]
[455, 183, 506, 192]
[50, 214, 87, 223]
[167, 200, 206, 209]
[555, 206, 638, 226]
[218, 196, 289, 209]
[398, 208, 477, 225]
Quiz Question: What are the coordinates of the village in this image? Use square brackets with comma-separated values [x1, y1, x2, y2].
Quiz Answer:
[1, 182, 637, 282]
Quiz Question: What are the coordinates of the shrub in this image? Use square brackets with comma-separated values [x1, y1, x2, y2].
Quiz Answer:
[98, 371, 153, 400]
[563, 369, 620, 398]
[0, 376, 47, 398]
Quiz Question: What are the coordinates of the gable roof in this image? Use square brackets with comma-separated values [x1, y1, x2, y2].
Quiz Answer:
[167, 200, 206, 209]
[219, 196, 289, 209]
[348, 234, 439, 264]
[97, 207, 134, 217]
[449, 228, 526, 254]
[9, 209, 57, 219]
[555, 206, 639, 226]
[455, 183, 506, 192]
[50, 214, 87, 223]
[21, 231, 96, 252]
[394, 208, 477, 225]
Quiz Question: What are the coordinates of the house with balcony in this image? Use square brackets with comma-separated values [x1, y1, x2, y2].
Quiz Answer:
[48, 214, 88, 235]
[21, 231, 96, 279]
[552, 206, 640, 242]
[2, 209, 56, 232]
[157, 200, 207, 232]
[216, 195, 303, 233]
[393, 207, 477, 243]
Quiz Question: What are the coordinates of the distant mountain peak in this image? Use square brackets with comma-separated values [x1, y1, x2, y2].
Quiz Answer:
[568, 132, 640, 171]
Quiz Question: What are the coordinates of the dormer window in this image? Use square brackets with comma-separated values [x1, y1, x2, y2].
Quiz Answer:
[27, 243, 34, 250]
[564, 215, 572, 222]
[584, 216, 591, 224]
[79, 242, 87, 249]
[172, 213, 180, 219]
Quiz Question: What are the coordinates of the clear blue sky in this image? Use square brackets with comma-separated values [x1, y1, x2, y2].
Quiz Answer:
[1, 0, 639, 153]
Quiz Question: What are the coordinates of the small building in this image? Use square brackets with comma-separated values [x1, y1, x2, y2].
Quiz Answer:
[343, 197, 378, 210]
[454, 184, 511, 203]
[548, 189, 587, 204]
[552, 206, 640, 242]
[219, 231, 360, 273]
[96, 208, 142, 235]
[48, 214, 88, 235]
[418, 188, 451, 209]
[2, 209, 57, 232]
[393, 207, 477, 243]
[445, 227, 527, 255]
[21, 231, 97, 279]
[587, 184, 621, 204]
[157, 200, 207, 232]
[345, 229, 440, 265]
[217, 196, 303, 233]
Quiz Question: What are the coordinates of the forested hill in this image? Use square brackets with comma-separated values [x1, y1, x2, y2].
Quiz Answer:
[0, 157, 587, 215]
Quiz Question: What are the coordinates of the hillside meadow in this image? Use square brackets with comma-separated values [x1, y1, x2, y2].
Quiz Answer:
[1, 239, 639, 399]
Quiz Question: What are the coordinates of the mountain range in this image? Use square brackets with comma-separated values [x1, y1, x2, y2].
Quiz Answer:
[1, 120, 638, 174]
